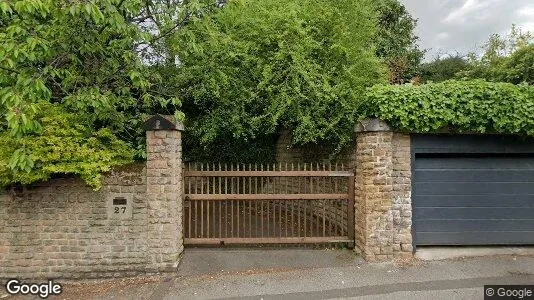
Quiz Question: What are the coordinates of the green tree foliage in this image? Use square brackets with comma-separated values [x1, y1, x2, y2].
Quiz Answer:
[420, 54, 469, 83]
[0, 103, 133, 189]
[374, 0, 424, 84]
[137, 0, 224, 66]
[182, 133, 278, 163]
[0, 0, 210, 188]
[459, 26, 533, 84]
[502, 44, 534, 85]
[174, 0, 385, 151]
[363, 80, 534, 135]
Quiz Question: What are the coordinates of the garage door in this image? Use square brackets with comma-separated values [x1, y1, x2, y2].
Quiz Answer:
[413, 135, 534, 246]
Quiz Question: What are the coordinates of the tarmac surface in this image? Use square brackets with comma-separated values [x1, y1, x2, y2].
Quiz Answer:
[3, 247, 534, 299]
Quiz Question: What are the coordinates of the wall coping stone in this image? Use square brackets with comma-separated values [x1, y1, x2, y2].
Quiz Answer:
[145, 114, 184, 131]
[355, 118, 391, 133]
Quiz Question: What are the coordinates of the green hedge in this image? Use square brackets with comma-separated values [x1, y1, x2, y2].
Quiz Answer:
[362, 80, 534, 135]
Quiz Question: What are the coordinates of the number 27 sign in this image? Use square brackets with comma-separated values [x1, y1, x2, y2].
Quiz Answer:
[107, 195, 133, 219]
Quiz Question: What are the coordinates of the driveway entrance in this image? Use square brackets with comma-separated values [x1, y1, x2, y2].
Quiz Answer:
[183, 163, 355, 247]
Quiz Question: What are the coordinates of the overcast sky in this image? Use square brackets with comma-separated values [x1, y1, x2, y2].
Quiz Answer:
[400, 0, 534, 60]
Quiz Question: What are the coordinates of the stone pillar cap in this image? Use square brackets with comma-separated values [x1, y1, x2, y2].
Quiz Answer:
[354, 118, 391, 133]
[144, 114, 184, 131]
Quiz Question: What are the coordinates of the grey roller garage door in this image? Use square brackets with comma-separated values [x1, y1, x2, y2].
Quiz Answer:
[413, 135, 534, 246]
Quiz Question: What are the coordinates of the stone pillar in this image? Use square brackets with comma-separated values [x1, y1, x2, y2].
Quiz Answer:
[145, 115, 184, 272]
[354, 119, 412, 261]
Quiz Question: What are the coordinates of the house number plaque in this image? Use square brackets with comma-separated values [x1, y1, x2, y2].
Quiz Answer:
[107, 194, 133, 220]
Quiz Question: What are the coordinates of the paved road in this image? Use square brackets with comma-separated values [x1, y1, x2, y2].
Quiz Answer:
[3, 249, 534, 299]
[165, 249, 534, 300]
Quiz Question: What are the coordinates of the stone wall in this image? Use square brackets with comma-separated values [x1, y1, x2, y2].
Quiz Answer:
[145, 129, 183, 272]
[275, 129, 356, 168]
[391, 133, 413, 254]
[354, 119, 412, 261]
[0, 167, 150, 279]
[0, 116, 416, 276]
[0, 117, 184, 279]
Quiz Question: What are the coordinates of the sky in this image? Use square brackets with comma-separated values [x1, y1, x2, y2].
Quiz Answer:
[400, 0, 534, 60]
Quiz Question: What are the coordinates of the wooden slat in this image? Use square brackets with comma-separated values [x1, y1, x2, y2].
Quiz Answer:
[185, 194, 349, 200]
[184, 171, 353, 177]
[184, 237, 352, 245]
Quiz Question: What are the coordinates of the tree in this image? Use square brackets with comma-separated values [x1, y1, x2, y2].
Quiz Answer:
[173, 0, 386, 152]
[374, 0, 424, 84]
[0, 0, 214, 188]
[136, 0, 225, 66]
[501, 44, 534, 85]
[420, 54, 468, 83]
[459, 25, 533, 84]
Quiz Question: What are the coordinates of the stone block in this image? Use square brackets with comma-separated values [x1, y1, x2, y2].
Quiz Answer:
[354, 126, 413, 262]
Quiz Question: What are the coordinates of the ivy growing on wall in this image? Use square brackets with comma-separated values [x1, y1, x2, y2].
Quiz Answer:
[362, 80, 534, 135]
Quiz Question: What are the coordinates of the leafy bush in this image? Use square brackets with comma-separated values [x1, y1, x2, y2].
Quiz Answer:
[420, 55, 469, 83]
[362, 80, 534, 135]
[174, 0, 385, 149]
[0, 0, 194, 188]
[0, 103, 134, 189]
[459, 26, 533, 85]
[494, 44, 534, 85]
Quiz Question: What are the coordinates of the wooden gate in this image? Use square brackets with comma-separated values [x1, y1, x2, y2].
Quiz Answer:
[183, 163, 354, 246]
